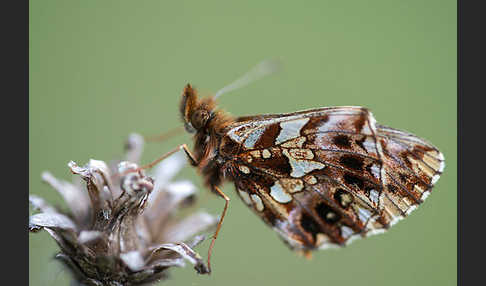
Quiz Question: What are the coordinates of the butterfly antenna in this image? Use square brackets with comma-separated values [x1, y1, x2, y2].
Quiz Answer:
[214, 58, 283, 99]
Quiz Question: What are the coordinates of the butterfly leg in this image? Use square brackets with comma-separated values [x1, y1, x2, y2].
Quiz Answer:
[207, 185, 230, 274]
[179, 144, 198, 166]
[175, 146, 228, 273]
[123, 144, 197, 176]
[143, 126, 184, 142]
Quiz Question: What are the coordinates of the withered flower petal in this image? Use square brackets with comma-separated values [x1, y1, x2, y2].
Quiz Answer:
[30, 133, 218, 285]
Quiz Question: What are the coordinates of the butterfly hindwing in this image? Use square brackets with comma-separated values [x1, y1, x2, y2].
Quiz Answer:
[375, 124, 445, 225]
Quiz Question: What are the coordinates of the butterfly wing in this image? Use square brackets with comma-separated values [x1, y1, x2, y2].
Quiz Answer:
[375, 124, 445, 221]
[223, 106, 444, 251]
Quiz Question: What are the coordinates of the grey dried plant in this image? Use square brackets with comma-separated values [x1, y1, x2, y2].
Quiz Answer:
[29, 134, 218, 286]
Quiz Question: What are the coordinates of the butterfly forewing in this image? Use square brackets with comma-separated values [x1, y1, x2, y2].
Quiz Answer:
[223, 106, 444, 251]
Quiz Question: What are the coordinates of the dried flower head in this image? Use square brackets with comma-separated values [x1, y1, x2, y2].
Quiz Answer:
[29, 133, 218, 286]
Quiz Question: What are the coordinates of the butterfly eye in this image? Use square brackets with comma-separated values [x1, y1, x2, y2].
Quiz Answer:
[191, 109, 210, 130]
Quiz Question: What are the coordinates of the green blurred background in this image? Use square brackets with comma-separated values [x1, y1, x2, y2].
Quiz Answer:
[29, 0, 456, 285]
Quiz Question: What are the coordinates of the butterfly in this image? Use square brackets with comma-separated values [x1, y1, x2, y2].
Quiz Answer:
[145, 60, 444, 272]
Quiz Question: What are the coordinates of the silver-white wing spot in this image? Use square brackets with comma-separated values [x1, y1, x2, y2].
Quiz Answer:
[251, 194, 265, 211]
[238, 189, 252, 205]
[243, 127, 266, 148]
[270, 181, 292, 203]
[282, 149, 325, 178]
[275, 118, 309, 145]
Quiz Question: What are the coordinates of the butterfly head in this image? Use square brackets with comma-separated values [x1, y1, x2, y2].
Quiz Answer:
[180, 84, 216, 134]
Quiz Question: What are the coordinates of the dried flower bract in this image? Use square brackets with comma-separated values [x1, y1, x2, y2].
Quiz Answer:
[29, 133, 218, 285]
